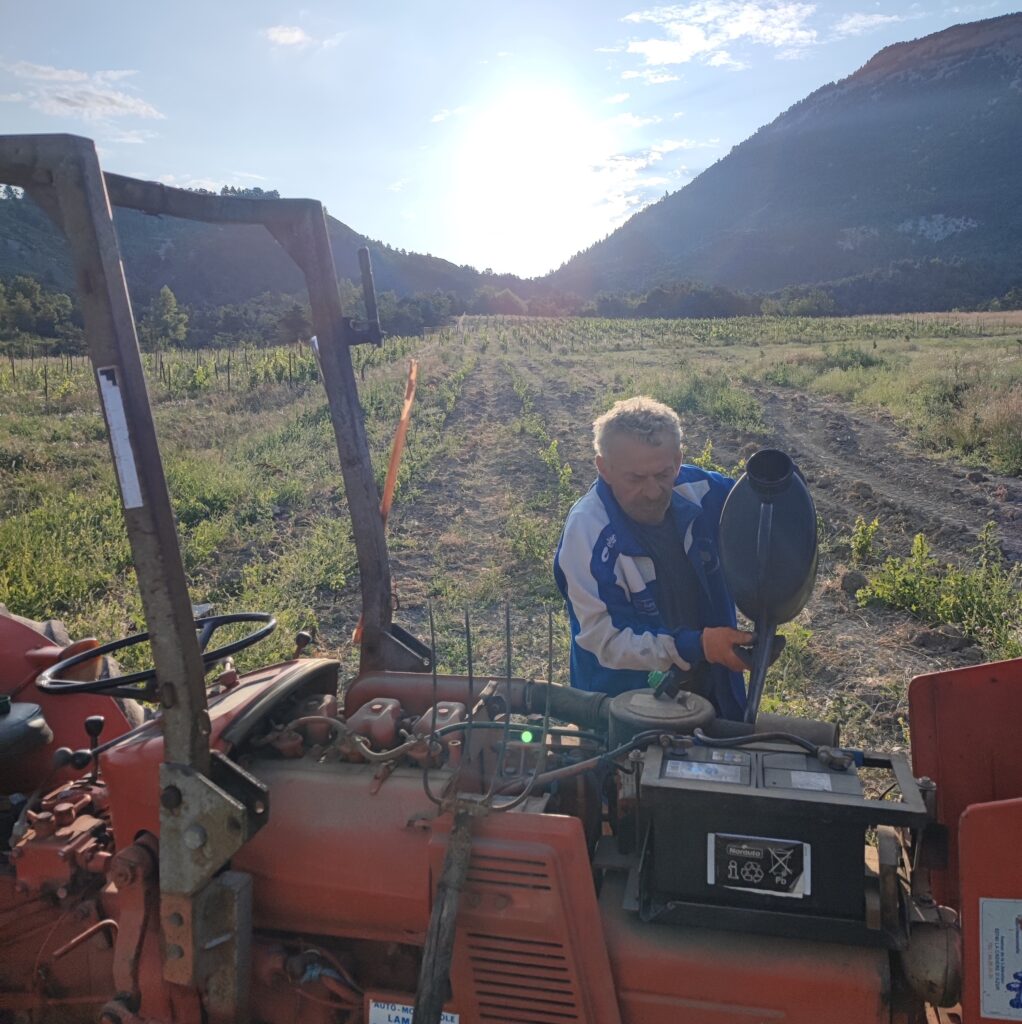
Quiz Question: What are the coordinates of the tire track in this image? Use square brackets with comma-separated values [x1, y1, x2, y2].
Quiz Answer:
[749, 384, 1022, 561]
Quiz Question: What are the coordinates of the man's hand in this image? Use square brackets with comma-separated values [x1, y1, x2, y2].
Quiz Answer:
[701, 627, 755, 673]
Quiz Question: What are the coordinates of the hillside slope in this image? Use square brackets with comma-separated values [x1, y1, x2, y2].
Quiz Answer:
[551, 14, 1022, 296]
[0, 186, 499, 306]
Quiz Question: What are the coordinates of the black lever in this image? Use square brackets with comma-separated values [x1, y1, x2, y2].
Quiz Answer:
[84, 715, 105, 782]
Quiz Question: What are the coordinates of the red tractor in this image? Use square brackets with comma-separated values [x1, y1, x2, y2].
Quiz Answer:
[1, 134, 1020, 1024]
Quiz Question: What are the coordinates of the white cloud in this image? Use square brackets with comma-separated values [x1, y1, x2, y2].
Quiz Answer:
[608, 111, 663, 128]
[1, 61, 163, 123]
[387, 178, 410, 192]
[263, 24, 347, 49]
[654, 136, 720, 150]
[6, 61, 90, 82]
[431, 105, 469, 123]
[832, 12, 907, 36]
[589, 135, 699, 211]
[34, 86, 163, 121]
[707, 49, 747, 68]
[621, 68, 681, 84]
[605, 92, 632, 103]
[264, 25, 313, 46]
[621, 1, 818, 70]
[105, 127, 159, 144]
[231, 170, 267, 181]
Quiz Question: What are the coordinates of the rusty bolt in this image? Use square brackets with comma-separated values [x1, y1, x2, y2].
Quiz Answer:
[166, 944, 184, 960]
[167, 912, 184, 928]
[110, 859, 137, 888]
[109, 845, 156, 889]
[183, 825, 207, 850]
[161, 785, 183, 810]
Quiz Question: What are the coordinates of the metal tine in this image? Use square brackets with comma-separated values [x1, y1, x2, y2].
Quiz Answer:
[463, 608, 475, 772]
[548, 606, 554, 685]
[421, 600, 443, 807]
[483, 601, 516, 806]
[494, 609, 554, 813]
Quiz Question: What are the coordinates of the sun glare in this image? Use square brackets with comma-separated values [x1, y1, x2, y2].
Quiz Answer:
[451, 85, 624, 277]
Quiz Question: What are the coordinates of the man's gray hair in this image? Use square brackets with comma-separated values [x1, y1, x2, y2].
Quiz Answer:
[593, 396, 683, 457]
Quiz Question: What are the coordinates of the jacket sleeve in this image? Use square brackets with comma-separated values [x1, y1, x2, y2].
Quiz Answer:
[556, 513, 696, 674]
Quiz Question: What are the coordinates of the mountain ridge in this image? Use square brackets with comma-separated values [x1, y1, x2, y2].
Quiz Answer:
[549, 12, 1022, 298]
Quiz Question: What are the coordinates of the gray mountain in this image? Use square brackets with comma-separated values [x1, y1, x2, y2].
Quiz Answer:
[550, 13, 1022, 298]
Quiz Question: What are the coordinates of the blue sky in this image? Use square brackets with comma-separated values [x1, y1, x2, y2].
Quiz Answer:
[2, 1, 1018, 277]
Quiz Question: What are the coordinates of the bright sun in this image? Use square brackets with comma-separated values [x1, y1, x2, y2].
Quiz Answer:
[451, 85, 624, 277]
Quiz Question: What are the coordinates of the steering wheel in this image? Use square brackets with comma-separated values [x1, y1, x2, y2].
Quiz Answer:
[36, 613, 277, 700]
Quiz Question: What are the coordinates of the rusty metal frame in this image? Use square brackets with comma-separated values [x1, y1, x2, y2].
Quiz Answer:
[0, 133, 396, 1018]
[100, 172, 393, 669]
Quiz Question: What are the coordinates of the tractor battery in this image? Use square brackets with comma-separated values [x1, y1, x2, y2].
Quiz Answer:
[638, 740, 929, 947]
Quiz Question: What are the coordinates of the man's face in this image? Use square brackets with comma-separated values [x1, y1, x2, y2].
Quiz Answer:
[596, 432, 682, 525]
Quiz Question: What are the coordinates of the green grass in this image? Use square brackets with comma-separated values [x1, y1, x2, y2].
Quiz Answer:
[860, 524, 1022, 661]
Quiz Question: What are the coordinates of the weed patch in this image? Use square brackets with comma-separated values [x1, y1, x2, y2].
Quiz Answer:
[860, 524, 1021, 659]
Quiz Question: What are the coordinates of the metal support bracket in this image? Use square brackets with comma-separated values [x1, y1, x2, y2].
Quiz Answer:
[161, 872, 253, 1023]
[159, 757, 268, 895]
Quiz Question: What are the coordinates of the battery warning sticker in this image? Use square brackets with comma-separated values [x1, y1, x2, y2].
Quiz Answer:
[368, 1001, 459, 1024]
[790, 770, 833, 792]
[708, 833, 811, 899]
[980, 898, 1022, 1020]
[664, 759, 742, 784]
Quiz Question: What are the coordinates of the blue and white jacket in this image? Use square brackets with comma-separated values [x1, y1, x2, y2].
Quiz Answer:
[554, 465, 747, 720]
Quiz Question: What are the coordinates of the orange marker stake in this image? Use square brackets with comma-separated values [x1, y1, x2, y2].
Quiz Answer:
[352, 358, 419, 645]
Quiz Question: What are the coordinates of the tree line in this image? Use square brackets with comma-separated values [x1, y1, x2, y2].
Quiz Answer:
[4, 265, 1021, 358]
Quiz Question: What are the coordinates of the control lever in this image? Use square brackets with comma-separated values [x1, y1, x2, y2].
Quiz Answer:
[84, 715, 104, 782]
[652, 633, 786, 705]
[293, 630, 314, 659]
[734, 633, 787, 672]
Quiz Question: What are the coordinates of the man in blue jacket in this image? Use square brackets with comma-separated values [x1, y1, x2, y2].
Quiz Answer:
[554, 396, 752, 720]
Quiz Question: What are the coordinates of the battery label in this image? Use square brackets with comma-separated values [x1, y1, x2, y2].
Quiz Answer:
[368, 1001, 459, 1024]
[980, 898, 1022, 1019]
[710, 749, 748, 764]
[664, 759, 742, 783]
[708, 833, 811, 898]
[790, 770, 833, 791]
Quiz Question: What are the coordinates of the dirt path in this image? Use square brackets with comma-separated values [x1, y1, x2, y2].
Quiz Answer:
[749, 384, 1022, 563]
